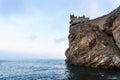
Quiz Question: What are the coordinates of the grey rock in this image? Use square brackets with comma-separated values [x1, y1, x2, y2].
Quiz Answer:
[65, 6, 120, 69]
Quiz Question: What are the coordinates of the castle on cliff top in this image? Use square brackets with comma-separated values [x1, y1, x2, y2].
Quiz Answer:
[70, 14, 89, 25]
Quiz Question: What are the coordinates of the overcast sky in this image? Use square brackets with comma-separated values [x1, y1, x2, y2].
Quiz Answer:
[0, 0, 120, 60]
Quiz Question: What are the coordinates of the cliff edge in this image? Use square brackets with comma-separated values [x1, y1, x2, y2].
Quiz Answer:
[65, 6, 120, 69]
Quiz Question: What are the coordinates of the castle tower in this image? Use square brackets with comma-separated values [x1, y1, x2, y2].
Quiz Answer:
[70, 14, 74, 20]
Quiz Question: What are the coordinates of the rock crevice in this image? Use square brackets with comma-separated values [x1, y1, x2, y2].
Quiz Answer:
[65, 6, 120, 69]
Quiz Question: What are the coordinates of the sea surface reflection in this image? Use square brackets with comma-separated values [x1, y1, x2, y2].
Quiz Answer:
[0, 59, 120, 80]
[66, 64, 120, 80]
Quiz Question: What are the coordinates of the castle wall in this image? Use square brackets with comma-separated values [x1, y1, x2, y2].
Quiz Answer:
[70, 15, 89, 25]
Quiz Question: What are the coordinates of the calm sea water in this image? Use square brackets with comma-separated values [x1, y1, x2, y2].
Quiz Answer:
[0, 59, 120, 80]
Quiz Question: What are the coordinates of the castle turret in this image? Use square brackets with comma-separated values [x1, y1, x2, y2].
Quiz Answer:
[70, 14, 89, 25]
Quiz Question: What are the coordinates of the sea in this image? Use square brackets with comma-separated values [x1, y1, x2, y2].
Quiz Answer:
[0, 59, 120, 80]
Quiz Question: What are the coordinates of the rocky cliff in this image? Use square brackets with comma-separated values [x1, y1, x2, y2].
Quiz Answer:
[65, 6, 120, 69]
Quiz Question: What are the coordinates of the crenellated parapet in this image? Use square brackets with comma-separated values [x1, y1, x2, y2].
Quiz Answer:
[70, 14, 89, 25]
[66, 6, 120, 69]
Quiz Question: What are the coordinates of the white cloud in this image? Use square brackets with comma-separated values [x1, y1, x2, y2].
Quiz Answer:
[0, 5, 68, 59]
[86, 1, 100, 19]
[69, 0, 101, 19]
[70, 0, 120, 19]
[2, 0, 119, 59]
[111, 0, 120, 5]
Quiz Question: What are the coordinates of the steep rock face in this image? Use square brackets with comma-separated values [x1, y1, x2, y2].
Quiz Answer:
[65, 6, 120, 69]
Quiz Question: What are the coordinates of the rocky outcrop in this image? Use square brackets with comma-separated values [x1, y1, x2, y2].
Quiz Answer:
[65, 6, 120, 69]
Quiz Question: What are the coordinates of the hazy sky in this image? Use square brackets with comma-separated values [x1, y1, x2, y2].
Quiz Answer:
[0, 0, 120, 59]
